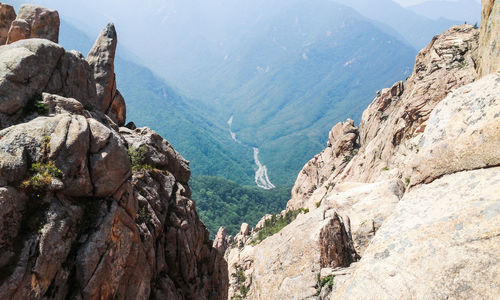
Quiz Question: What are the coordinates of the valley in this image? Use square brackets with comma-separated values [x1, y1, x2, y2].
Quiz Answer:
[2, 0, 480, 237]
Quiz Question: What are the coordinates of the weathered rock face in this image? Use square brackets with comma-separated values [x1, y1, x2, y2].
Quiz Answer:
[87, 23, 118, 114]
[225, 208, 356, 299]
[333, 25, 479, 185]
[0, 39, 64, 116]
[6, 4, 59, 44]
[288, 119, 359, 210]
[107, 89, 126, 126]
[224, 179, 402, 299]
[0, 5, 227, 300]
[0, 3, 15, 45]
[0, 5, 125, 128]
[319, 212, 359, 269]
[226, 17, 500, 299]
[332, 167, 500, 299]
[213, 227, 233, 254]
[407, 73, 500, 186]
[477, 0, 500, 77]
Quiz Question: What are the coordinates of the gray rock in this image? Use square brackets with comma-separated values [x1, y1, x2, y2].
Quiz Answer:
[407, 74, 500, 186]
[87, 23, 118, 113]
[88, 118, 131, 197]
[0, 39, 64, 115]
[120, 126, 190, 184]
[7, 4, 60, 44]
[45, 50, 98, 107]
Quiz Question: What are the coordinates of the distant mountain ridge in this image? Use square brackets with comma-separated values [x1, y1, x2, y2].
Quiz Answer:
[408, 0, 481, 24]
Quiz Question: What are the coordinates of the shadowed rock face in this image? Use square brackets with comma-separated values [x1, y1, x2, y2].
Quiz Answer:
[0, 4, 227, 300]
[319, 213, 359, 269]
[0, 3, 15, 45]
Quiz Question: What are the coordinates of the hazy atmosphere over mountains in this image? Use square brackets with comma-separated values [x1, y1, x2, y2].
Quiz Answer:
[0, 0, 498, 298]
[3, 0, 481, 235]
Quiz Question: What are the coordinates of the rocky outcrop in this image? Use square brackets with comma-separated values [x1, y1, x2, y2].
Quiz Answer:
[213, 227, 233, 254]
[288, 119, 359, 210]
[407, 73, 500, 186]
[0, 5, 125, 127]
[0, 39, 64, 116]
[332, 166, 500, 299]
[319, 213, 359, 269]
[0, 3, 15, 45]
[224, 179, 402, 299]
[86, 22, 126, 126]
[287, 25, 478, 213]
[331, 25, 479, 186]
[477, 0, 500, 77]
[225, 208, 357, 299]
[0, 5, 227, 300]
[6, 4, 60, 44]
[226, 18, 500, 299]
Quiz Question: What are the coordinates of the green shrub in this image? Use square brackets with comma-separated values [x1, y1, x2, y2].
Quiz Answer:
[21, 161, 62, 196]
[342, 148, 359, 164]
[136, 206, 153, 226]
[23, 93, 48, 116]
[250, 208, 309, 245]
[382, 166, 389, 171]
[128, 145, 154, 172]
[314, 274, 335, 295]
[231, 265, 251, 299]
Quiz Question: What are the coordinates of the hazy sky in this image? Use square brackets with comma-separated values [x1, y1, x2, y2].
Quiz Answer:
[394, 0, 480, 6]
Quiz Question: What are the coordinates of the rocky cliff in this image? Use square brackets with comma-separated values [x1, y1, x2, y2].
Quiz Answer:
[224, 2, 500, 298]
[477, 0, 500, 78]
[0, 4, 227, 299]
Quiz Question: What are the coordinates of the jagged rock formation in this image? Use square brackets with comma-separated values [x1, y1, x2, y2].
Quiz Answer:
[225, 208, 358, 299]
[477, 0, 500, 78]
[287, 119, 359, 210]
[0, 3, 15, 45]
[213, 227, 233, 254]
[87, 23, 126, 126]
[0, 5, 227, 300]
[333, 25, 479, 186]
[225, 4, 500, 298]
[6, 4, 60, 44]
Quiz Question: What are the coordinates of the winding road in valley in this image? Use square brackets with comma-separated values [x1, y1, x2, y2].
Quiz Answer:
[227, 116, 276, 189]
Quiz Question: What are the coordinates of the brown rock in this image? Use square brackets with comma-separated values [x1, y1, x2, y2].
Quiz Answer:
[87, 23, 118, 113]
[477, 0, 500, 77]
[0, 3, 16, 44]
[41, 92, 84, 115]
[88, 118, 131, 197]
[319, 212, 359, 269]
[45, 50, 98, 107]
[7, 4, 60, 44]
[5, 19, 29, 44]
[0, 19, 227, 300]
[107, 89, 126, 126]
[120, 126, 190, 184]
